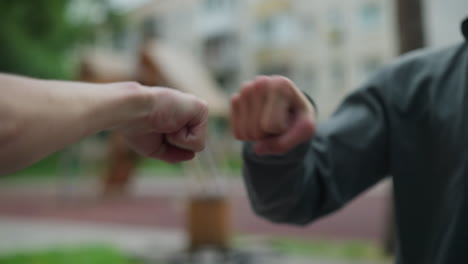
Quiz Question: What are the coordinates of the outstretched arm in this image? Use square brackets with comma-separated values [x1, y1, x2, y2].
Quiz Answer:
[0, 73, 208, 176]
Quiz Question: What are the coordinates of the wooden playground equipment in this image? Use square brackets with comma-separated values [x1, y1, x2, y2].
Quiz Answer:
[139, 40, 231, 251]
[79, 50, 140, 197]
[79, 40, 232, 251]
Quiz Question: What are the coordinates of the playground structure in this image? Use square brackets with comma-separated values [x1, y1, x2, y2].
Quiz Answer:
[78, 50, 140, 197]
[78, 40, 232, 252]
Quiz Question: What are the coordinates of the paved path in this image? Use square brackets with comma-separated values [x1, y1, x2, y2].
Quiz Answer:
[0, 217, 390, 264]
[0, 177, 391, 241]
[0, 217, 183, 256]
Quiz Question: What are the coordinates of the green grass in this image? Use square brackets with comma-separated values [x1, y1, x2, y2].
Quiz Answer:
[6, 153, 61, 179]
[3, 150, 243, 180]
[138, 156, 244, 177]
[0, 245, 141, 264]
[221, 155, 242, 174]
[138, 158, 183, 176]
[268, 238, 389, 261]
[3, 153, 184, 181]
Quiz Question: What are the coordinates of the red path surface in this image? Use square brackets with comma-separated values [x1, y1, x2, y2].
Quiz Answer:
[0, 178, 390, 242]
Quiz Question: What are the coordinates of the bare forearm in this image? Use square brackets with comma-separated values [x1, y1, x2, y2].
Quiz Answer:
[0, 74, 149, 176]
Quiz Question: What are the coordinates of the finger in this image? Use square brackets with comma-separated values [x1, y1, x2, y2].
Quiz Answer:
[247, 77, 268, 140]
[166, 105, 208, 152]
[272, 75, 314, 113]
[238, 85, 251, 140]
[260, 80, 292, 135]
[156, 144, 196, 163]
[230, 93, 242, 139]
[123, 132, 164, 158]
[166, 125, 205, 153]
[254, 113, 315, 155]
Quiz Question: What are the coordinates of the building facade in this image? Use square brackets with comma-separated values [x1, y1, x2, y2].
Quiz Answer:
[116, 0, 398, 118]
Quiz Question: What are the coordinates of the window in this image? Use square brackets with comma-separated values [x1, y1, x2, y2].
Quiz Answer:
[327, 8, 345, 47]
[203, 33, 238, 73]
[204, 0, 224, 12]
[256, 13, 297, 47]
[258, 64, 291, 77]
[141, 17, 163, 40]
[302, 64, 317, 95]
[226, 0, 237, 10]
[112, 29, 128, 50]
[301, 15, 316, 39]
[204, 35, 227, 61]
[257, 17, 275, 43]
[330, 61, 346, 90]
[359, 2, 382, 31]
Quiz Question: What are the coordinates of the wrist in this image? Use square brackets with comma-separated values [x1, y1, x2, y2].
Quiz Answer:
[94, 82, 153, 133]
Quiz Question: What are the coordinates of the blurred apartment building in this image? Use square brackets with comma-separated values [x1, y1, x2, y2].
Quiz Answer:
[251, 0, 397, 116]
[110, 0, 398, 117]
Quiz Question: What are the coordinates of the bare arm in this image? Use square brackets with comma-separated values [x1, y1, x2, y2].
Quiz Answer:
[0, 73, 208, 176]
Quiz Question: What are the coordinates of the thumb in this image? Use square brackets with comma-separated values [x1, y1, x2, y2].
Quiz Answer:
[165, 104, 208, 152]
[254, 113, 315, 155]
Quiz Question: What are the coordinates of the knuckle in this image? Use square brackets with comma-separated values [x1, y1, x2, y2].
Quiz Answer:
[240, 81, 254, 94]
[198, 98, 209, 110]
[277, 83, 292, 96]
[195, 143, 205, 152]
[267, 83, 279, 94]
[243, 82, 257, 96]
[199, 100, 209, 116]
[273, 75, 292, 85]
[255, 75, 269, 81]
[230, 94, 238, 103]
[231, 96, 240, 110]
[152, 109, 177, 132]
[254, 75, 269, 86]
[120, 81, 143, 91]
[241, 81, 253, 89]
[271, 76, 294, 92]
[239, 86, 249, 97]
[253, 80, 267, 94]
[238, 96, 250, 109]
[261, 118, 280, 133]
[188, 96, 209, 114]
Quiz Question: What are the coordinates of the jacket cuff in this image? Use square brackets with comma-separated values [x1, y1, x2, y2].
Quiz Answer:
[243, 141, 310, 165]
[302, 91, 318, 117]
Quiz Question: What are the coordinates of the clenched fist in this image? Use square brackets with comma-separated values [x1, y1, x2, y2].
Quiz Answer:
[116, 86, 208, 163]
[231, 76, 316, 155]
[0, 74, 209, 176]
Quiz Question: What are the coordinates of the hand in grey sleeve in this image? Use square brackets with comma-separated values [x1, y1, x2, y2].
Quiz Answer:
[236, 73, 390, 225]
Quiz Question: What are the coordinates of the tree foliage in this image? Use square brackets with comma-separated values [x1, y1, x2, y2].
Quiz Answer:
[0, 0, 121, 79]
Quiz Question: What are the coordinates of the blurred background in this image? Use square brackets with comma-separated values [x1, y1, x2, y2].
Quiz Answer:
[0, 0, 466, 263]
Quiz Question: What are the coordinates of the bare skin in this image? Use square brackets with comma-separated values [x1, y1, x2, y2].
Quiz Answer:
[230, 75, 316, 155]
[0, 73, 208, 176]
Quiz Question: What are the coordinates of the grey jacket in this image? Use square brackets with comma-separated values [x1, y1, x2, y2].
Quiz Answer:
[243, 18, 468, 264]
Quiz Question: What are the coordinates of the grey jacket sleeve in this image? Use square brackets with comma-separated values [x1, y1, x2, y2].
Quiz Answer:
[242, 72, 390, 225]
